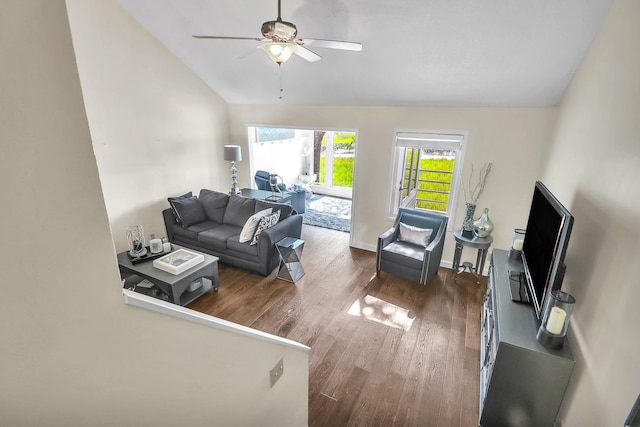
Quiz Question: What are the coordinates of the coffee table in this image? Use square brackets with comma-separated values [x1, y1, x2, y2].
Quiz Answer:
[117, 245, 219, 306]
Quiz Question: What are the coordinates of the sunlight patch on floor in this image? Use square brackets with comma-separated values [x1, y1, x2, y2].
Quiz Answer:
[347, 295, 415, 331]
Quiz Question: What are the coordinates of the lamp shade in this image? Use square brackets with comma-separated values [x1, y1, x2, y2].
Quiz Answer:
[223, 145, 242, 162]
[260, 42, 297, 64]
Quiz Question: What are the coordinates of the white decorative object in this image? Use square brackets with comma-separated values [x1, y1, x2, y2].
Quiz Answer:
[149, 238, 163, 254]
[126, 225, 147, 257]
[298, 174, 317, 184]
[239, 208, 272, 243]
[513, 239, 524, 251]
[398, 222, 433, 247]
[153, 248, 204, 275]
[536, 290, 575, 350]
[187, 279, 203, 292]
[545, 307, 567, 335]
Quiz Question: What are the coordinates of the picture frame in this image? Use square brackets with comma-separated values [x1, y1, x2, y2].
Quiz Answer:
[153, 248, 204, 275]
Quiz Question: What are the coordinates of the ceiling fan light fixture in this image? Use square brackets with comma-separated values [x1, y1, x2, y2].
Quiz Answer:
[260, 42, 297, 64]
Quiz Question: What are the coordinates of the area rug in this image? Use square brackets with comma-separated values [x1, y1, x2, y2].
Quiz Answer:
[303, 195, 351, 232]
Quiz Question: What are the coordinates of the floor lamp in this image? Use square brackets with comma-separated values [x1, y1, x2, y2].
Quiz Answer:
[223, 145, 242, 195]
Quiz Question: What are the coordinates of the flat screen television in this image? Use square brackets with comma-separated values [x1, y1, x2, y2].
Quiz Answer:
[520, 181, 574, 320]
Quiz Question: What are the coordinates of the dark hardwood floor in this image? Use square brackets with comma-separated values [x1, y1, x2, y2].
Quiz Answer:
[188, 224, 487, 427]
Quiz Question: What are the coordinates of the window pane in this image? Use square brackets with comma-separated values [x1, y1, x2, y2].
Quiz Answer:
[394, 133, 462, 218]
[416, 149, 455, 212]
[332, 132, 355, 188]
[318, 133, 327, 184]
[257, 127, 295, 142]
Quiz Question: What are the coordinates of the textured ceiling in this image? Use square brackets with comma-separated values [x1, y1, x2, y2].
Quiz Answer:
[116, 0, 612, 106]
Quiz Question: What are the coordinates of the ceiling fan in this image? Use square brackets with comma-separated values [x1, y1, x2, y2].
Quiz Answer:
[193, 0, 362, 65]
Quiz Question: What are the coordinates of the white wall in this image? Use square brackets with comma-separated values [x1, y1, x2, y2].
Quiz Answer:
[66, 0, 231, 252]
[542, 0, 640, 424]
[229, 105, 557, 265]
[0, 2, 308, 426]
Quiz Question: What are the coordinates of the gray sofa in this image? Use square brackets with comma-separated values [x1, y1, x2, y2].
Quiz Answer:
[163, 189, 303, 276]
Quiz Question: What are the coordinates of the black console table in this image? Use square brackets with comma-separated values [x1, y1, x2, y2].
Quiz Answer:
[480, 249, 575, 427]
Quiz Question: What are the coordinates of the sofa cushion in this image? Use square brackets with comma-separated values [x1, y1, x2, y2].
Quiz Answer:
[172, 220, 218, 241]
[167, 192, 193, 223]
[381, 241, 425, 270]
[227, 235, 260, 256]
[198, 224, 242, 250]
[251, 210, 281, 245]
[170, 195, 206, 227]
[239, 208, 272, 243]
[255, 199, 294, 220]
[223, 195, 257, 227]
[199, 189, 229, 223]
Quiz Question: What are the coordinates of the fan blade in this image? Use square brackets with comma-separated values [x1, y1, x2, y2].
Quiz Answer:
[296, 38, 362, 51]
[294, 46, 321, 62]
[192, 35, 266, 41]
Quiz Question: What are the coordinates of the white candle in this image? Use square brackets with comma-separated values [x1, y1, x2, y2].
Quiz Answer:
[546, 307, 567, 335]
[513, 239, 524, 251]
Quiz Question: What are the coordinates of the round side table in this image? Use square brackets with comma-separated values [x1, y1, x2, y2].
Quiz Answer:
[453, 230, 493, 282]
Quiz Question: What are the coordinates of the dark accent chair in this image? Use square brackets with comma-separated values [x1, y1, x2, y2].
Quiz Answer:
[255, 170, 286, 192]
[376, 208, 448, 285]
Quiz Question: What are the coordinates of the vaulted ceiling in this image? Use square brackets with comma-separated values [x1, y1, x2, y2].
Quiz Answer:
[117, 0, 612, 106]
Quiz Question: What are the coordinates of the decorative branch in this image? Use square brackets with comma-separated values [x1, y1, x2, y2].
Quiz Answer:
[464, 162, 493, 204]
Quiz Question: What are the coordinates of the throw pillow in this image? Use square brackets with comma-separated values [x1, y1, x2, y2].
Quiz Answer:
[255, 199, 294, 220]
[250, 211, 281, 245]
[167, 192, 193, 223]
[239, 208, 272, 243]
[199, 189, 229, 223]
[223, 195, 257, 227]
[398, 222, 433, 247]
[170, 195, 207, 228]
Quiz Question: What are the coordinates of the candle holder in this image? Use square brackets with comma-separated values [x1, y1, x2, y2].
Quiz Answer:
[508, 228, 526, 261]
[126, 225, 147, 258]
[536, 290, 575, 349]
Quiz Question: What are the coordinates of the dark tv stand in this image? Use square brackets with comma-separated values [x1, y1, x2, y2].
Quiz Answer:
[480, 250, 575, 426]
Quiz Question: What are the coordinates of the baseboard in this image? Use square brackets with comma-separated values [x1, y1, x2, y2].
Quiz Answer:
[349, 240, 375, 252]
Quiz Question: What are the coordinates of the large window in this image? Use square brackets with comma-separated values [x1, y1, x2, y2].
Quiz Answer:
[247, 126, 356, 199]
[389, 131, 467, 225]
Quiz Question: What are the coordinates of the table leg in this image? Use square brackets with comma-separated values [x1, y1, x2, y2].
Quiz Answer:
[476, 249, 488, 275]
[169, 286, 182, 305]
[453, 242, 463, 270]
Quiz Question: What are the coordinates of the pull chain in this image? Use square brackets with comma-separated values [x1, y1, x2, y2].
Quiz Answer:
[278, 64, 284, 100]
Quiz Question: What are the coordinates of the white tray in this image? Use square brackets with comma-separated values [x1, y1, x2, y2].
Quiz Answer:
[153, 248, 204, 275]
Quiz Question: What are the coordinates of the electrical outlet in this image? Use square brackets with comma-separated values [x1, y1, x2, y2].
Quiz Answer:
[270, 357, 284, 388]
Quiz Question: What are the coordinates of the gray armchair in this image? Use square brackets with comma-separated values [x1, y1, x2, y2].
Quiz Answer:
[376, 208, 448, 285]
[255, 170, 286, 192]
